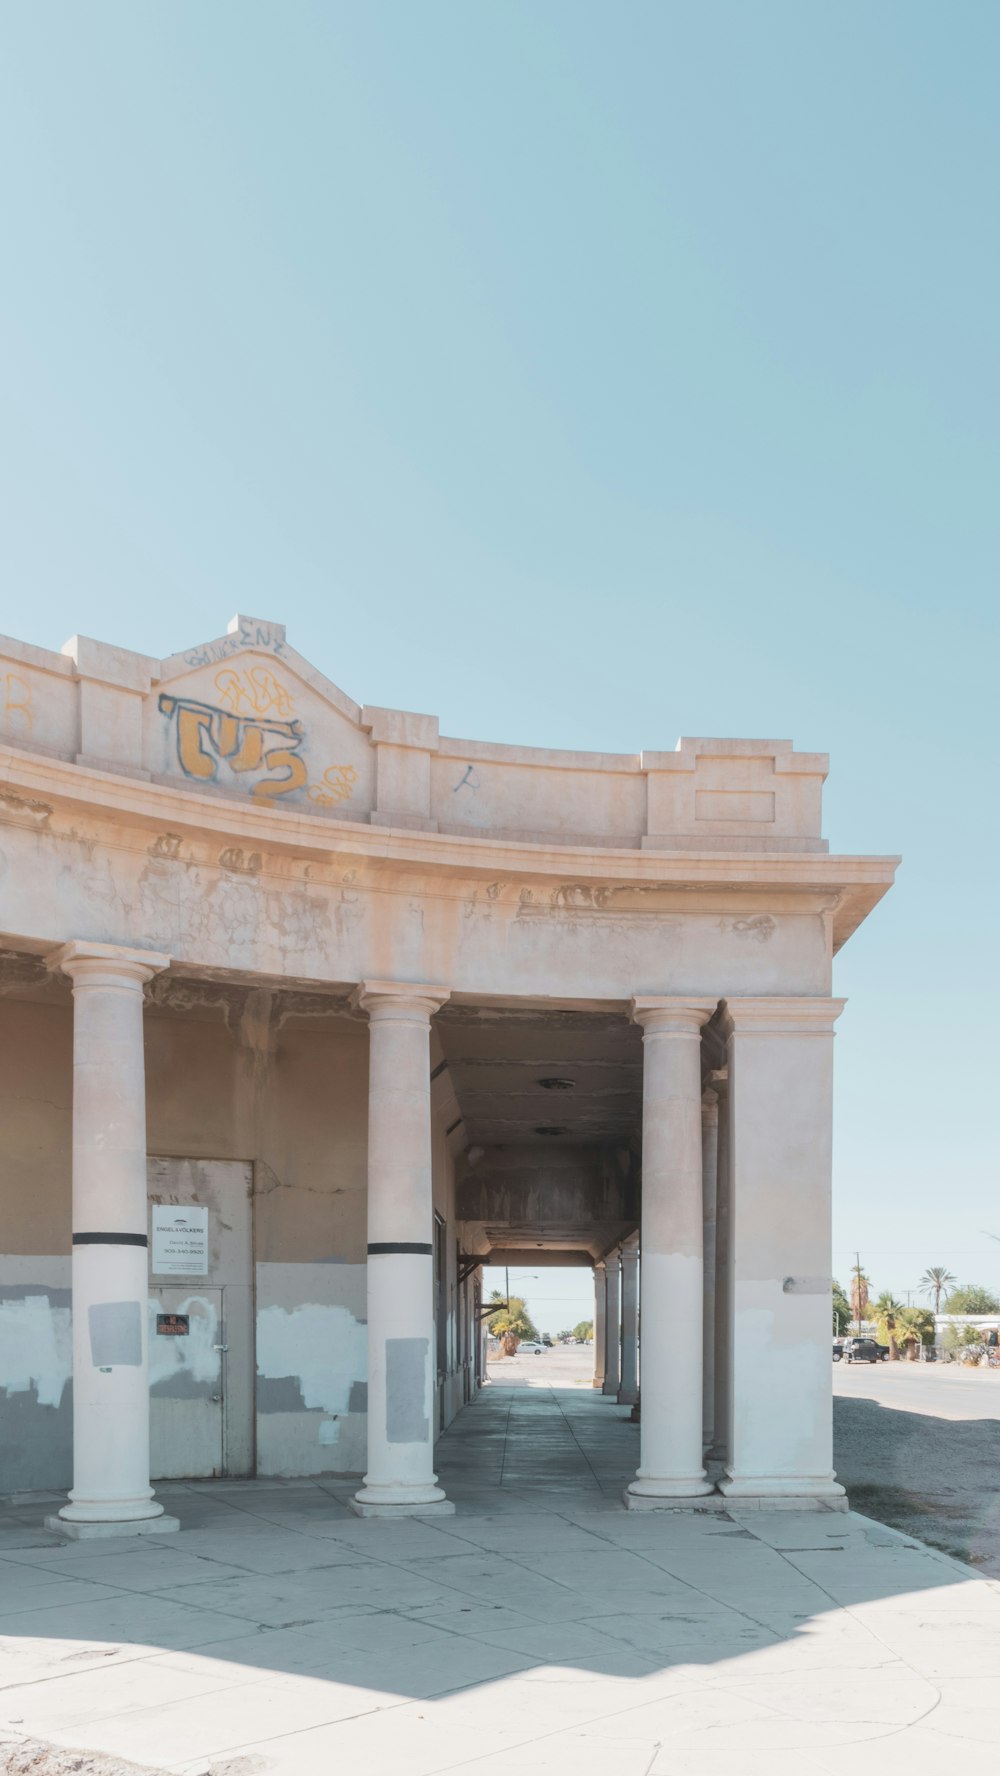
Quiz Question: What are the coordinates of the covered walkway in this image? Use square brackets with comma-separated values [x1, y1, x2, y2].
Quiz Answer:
[435, 1377, 637, 1507]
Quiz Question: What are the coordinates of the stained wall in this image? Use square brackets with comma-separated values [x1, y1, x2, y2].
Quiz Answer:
[0, 990, 470, 1494]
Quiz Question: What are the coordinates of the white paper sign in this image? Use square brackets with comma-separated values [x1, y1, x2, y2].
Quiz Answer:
[151, 1205, 209, 1276]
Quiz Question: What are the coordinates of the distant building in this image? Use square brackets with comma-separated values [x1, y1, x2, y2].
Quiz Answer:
[935, 1314, 1000, 1340]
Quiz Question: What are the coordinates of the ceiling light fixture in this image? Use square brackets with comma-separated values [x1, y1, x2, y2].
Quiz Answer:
[537, 1077, 575, 1091]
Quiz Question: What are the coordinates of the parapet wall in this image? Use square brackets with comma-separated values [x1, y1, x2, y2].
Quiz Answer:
[0, 614, 828, 853]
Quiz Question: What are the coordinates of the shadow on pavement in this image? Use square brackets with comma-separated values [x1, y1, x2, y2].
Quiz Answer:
[0, 1385, 996, 1773]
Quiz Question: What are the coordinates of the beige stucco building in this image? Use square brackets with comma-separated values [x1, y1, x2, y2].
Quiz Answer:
[0, 615, 897, 1531]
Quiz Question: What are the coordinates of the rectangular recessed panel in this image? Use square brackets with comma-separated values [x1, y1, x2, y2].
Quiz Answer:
[88, 1300, 142, 1366]
[695, 790, 775, 823]
[385, 1337, 429, 1444]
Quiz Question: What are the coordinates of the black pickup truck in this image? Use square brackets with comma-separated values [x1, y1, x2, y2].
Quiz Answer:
[833, 1338, 889, 1364]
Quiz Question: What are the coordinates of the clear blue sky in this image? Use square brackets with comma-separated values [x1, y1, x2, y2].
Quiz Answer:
[2, 4, 997, 1310]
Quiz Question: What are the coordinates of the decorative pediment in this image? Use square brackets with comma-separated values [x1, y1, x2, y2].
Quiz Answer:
[150, 616, 372, 814]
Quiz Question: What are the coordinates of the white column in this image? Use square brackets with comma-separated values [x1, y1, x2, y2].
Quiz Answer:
[626, 997, 716, 1506]
[592, 1261, 607, 1389]
[701, 1090, 719, 1454]
[618, 1236, 639, 1406]
[710, 1074, 731, 1466]
[351, 980, 454, 1518]
[46, 940, 176, 1538]
[602, 1249, 622, 1396]
[720, 998, 846, 1504]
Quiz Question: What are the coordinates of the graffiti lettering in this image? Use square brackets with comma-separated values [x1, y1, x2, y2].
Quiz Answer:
[214, 666, 295, 719]
[184, 625, 286, 669]
[1, 672, 33, 735]
[158, 693, 307, 800]
[308, 764, 359, 807]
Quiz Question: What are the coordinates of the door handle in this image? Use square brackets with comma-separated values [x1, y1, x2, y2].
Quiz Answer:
[213, 1343, 229, 1352]
[210, 1394, 222, 1403]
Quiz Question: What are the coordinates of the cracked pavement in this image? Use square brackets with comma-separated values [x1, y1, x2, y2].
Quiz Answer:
[1, 1364, 998, 1775]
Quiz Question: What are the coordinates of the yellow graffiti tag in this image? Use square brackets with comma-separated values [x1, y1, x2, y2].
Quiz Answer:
[158, 694, 308, 800]
[1, 672, 33, 734]
[213, 666, 295, 719]
[308, 764, 359, 807]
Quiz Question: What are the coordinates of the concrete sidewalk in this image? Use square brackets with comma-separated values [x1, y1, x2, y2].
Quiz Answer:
[2, 1383, 999, 1774]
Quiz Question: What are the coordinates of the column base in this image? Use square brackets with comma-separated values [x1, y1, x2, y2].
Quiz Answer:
[624, 1488, 724, 1513]
[618, 1386, 638, 1406]
[625, 1474, 714, 1506]
[350, 1481, 454, 1518]
[720, 1474, 848, 1512]
[349, 1496, 455, 1519]
[45, 1514, 180, 1540]
[601, 1380, 621, 1397]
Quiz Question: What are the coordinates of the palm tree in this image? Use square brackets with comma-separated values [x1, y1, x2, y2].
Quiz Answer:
[872, 1291, 903, 1360]
[896, 1305, 934, 1360]
[918, 1266, 956, 1315]
[849, 1262, 870, 1332]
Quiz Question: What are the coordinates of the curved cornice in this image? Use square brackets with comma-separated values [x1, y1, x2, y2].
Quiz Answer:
[0, 742, 898, 951]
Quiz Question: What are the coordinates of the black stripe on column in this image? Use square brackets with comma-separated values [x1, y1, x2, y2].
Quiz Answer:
[73, 1232, 149, 1248]
[367, 1241, 433, 1256]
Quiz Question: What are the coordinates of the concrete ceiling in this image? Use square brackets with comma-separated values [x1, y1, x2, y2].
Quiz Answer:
[435, 1006, 643, 1150]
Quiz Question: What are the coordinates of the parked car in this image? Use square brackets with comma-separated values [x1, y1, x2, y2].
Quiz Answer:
[518, 1341, 544, 1354]
[843, 1338, 887, 1364]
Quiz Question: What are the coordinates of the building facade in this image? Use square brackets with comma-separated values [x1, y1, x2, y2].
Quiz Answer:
[0, 616, 896, 1531]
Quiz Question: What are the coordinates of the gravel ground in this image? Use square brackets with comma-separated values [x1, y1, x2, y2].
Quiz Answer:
[0, 1737, 171, 1775]
[834, 1361, 1000, 1572]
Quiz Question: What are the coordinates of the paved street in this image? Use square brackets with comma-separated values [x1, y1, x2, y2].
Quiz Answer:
[485, 1343, 596, 1387]
[4, 1377, 1000, 1774]
[834, 1360, 1000, 1574]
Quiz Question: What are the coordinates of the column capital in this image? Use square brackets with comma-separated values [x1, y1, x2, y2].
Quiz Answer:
[594, 1257, 607, 1274]
[352, 980, 450, 1019]
[631, 996, 716, 1035]
[721, 997, 846, 1038]
[49, 940, 170, 987]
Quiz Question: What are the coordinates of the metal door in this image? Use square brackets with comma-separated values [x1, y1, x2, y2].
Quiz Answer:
[147, 1159, 254, 1479]
[149, 1287, 225, 1479]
